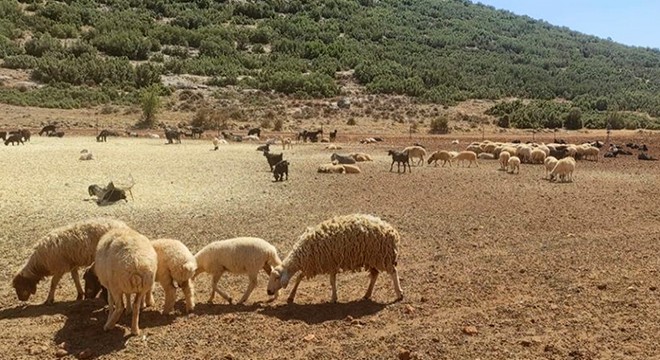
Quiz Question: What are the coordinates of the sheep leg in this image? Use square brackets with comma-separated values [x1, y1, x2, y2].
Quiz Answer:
[237, 273, 257, 305]
[211, 273, 233, 304]
[161, 274, 177, 314]
[208, 273, 219, 303]
[104, 291, 124, 331]
[145, 289, 155, 307]
[131, 292, 145, 336]
[180, 280, 195, 313]
[389, 269, 404, 301]
[45, 273, 64, 305]
[329, 272, 338, 303]
[364, 268, 379, 300]
[71, 268, 84, 300]
[287, 274, 304, 303]
[389, 160, 394, 172]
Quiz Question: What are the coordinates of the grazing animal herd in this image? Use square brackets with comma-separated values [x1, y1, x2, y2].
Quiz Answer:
[12, 214, 404, 336]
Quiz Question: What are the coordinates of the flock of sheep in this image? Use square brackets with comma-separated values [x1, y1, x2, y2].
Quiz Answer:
[12, 214, 404, 336]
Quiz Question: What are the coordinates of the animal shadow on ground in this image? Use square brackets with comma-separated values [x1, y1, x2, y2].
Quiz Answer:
[258, 299, 388, 325]
[0, 298, 174, 358]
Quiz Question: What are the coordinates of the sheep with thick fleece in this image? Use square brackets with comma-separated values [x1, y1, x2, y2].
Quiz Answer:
[508, 156, 521, 174]
[194, 237, 282, 304]
[549, 157, 576, 182]
[452, 151, 479, 167]
[544, 156, 558, 179]
[267, 214, 403, 303]
[342, 164, 361, 174]
[318, 163, 346, 174]
[403, 146, 427, 166]
[427, 150, 452, 167]
[516, 146, 533, 163]
[12, 218, 129, 304]
[151, 239, 197, 314]
[94, 227, 157, 335]
[499, 151, 511, 171]
[530, 148, 547, 164]
[583, 146, 599, 161]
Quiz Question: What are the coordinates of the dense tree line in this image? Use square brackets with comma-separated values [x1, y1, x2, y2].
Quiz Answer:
[0, 0, 659, 128]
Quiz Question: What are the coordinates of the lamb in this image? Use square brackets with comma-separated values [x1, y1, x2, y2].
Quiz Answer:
[150, 238, 197, 314]
[330, 153, 356, 164]
[194, 237, 282, 304]
[549, 157, 576, 182]
[267, 214, 403, 303]
[318, 163, 346, 173]
[544, 156, 558, 179]
[452, 151, 479, 167]
[499, 151, 511, 171]
[530, 148, 546, 164]
[388, 150, 411, 173]
[263, 150, 284, 172]
[273, 160, 289, 181]
[403, 146, 427, 166]
[350, 153, 373, 162]
[427, 150, 452, 167]
[94, 228, 157, 335]
[508, 156, 521, 174]
[280, 137, 293, 150]
[12, 218, 129, 304]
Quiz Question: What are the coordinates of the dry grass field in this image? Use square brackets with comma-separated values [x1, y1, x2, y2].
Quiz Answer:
[1, 132, 660, 359]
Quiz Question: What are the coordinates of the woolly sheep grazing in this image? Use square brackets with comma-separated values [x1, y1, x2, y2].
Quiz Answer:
[549, 157, 576, 182]
[427, 150, 452, 167]
[544, 156, 558, 179]
[350, 153, 373, 162]
[530, 148, 546, 164]
[403, 146, 427, 166]
[194, 237, 282, 304]
[583, 146, 600, 161]
[452, 151, 479, 168]
[508, 156, 521, 174]
[499, 151, 511, 171]
[95, 228, 157, 335]
[516, 146, 533, 163]
[267, 214, 403, 303]
[151, 239, 197, 314]
[12, 218, 129, 304]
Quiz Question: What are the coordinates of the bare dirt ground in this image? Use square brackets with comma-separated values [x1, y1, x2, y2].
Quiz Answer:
[1, 130, 660, 360]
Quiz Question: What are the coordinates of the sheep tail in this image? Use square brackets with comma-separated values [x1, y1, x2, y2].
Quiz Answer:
[130, 273, 144, 289]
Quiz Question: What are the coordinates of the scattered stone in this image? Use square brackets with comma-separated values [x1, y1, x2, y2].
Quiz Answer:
[403, 305, 415, 314]
[649, 286, 657, 291]
[397, 347, 411, 360]
[544, 344, 556, 352]
[303, 334, 316, 342]
[55, 348, 69, 357]
[596, 284, 607, 290]
[462, 326, 478, 336]
[224, 353, 234, 360]
[28, 346, 46, 355]
[520, 340, 533, 347]
[78, 348, 94, 359]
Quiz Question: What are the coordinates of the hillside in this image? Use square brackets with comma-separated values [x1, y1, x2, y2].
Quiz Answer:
[1, 0, 660, 130]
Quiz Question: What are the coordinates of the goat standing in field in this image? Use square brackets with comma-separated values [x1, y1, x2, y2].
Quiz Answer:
[388, 150, 411, 173]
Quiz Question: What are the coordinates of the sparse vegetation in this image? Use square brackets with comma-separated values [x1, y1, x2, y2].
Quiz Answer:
[429, 116, 450, 134]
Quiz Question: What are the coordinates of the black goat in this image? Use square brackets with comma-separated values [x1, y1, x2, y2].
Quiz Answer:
[4, 133, 24, 146]
[88, 182, 126, 205]
[641, 144, 649, 152]
[248, 128, 261, 137]
[330, 153, 356, 164]
[39, 125, 57, 136]
[388, 150, 411, 173]
[256, 144, 270, 152]
[48, 131, 65, 138]
[96, 129, 111, 142]
[273, 160, 289, 181]
[83, 267, 108, 303]
[14, 129, 30, 142]
[329, 129, 337, 142]
[191, 126, 204, 139]
[0, 131, 6, 141]
[263, 150, 283, 172]
[300, 129, 323, 143]
[165, 129, 181, 144]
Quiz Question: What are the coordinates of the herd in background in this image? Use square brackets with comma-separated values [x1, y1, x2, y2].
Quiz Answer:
[12, 214, 404, 336]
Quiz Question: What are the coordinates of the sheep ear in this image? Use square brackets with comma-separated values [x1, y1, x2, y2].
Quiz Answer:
[280, 271, 290, 289]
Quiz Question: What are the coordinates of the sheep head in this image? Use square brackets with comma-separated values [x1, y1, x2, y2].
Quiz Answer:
[12, 274, 37, 301]
[267, 266, 289, 296]
[83, 267, 103, 300]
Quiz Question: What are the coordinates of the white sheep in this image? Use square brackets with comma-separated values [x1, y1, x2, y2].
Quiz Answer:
[499, 150, 511, 171]
[583, 146, 599, 161]
[549, 157, 576, 182]
[403, 146, 427, 166]
[325, 144, 342, 150]
[478, 153, 495, 160]
[516, 146, 533, 163]
[317, 163, 346, 173]
[427, 150, 452, 167]
[350, 153, 373, 162]
[194, 237, 282, 304]
[342, 164, 361, 174]
[466, 143, 482, 154]
[281, 137, 293, 150]
[267, 214, 403, 303]
[148, 133, 160, 139]
[151, 238, 197, 314]
[12, 218, 129, 304]
[508, 156, 521, 174]
[530, 148, 546, 164]
[452, 151, 479, 167]
[94, 227, 157, 335]
[79, 150, 94, 161]
[544, 156, 558, 179]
